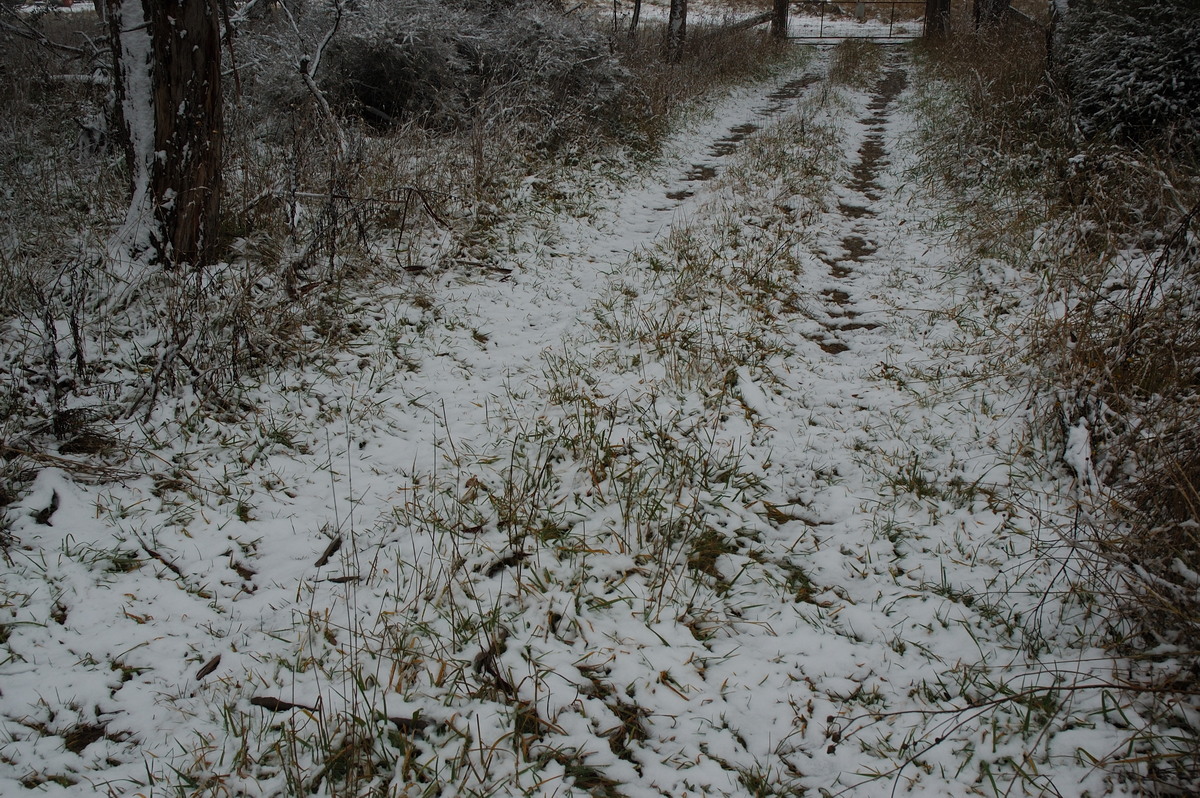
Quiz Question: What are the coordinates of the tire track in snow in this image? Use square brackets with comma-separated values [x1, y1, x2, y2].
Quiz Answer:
[736, 55, 1118, 796]
[379, 62, 830, 467]
[807, 65, 908, 356]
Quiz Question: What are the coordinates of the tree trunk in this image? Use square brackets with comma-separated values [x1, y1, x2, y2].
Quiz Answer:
[771, 0, 789, 38]
[666, 0, 686, 61]
[924, 0, 950, 35]
[629, 0, 642, 34]
[107, 0, 222, 270]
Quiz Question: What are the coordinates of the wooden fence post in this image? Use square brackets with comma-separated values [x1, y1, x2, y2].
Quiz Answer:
[771, 0, 789, 38]
[925, 0, 950, 36]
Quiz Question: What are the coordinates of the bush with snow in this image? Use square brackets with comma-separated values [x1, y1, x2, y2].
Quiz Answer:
[1056, 0, 1200, 151]
[308, 0, 630, 146]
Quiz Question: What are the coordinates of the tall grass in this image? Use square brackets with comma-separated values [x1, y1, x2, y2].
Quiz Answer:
[915, 22, 1200, 793]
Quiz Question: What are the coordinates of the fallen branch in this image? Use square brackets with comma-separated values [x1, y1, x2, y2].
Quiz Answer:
[43, 73, 110, 87]
[135, 534, 186, 579]
[0, 13, 92, 58]
[725, 11, 773, 30]
[0, 444, 139, 483]
[292, 187, 452, 228]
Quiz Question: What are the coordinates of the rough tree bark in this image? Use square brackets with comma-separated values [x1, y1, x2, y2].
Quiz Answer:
[666, 0, 686, 61]
[107, 0, 223, 270]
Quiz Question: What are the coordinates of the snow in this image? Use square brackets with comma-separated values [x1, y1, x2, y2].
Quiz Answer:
[15, 2, 96, 14]
[107, 0, 158, 271]
[629, 1, 924, 42]
[0, 44, 1149, 797]
[1064, 419, 1097, 492]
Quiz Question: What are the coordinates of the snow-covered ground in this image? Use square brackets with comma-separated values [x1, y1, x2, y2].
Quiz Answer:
[14, 1, 95, 13]
[1, 47, 1142, 797]
[625, 0, 924, 42]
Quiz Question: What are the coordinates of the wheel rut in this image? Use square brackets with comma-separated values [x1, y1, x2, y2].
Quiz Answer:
[661, 71, 823, 205]
[807, 63, 909, 357]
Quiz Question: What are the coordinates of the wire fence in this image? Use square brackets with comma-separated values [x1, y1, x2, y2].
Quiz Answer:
[787, 0, 928, 41]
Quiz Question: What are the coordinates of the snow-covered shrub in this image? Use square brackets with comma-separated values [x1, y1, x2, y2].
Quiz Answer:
[1056, 0, 1200, 151]
[317, 0, 629, 145]
[319, 0, 476, 129]
[0, 12, 124, 449]
[469, 2, 631, 146]
[1057, 205, 1200, 792]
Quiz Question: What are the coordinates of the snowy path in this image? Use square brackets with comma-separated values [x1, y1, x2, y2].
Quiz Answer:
[378, 63, 827, 467]
[1, 50, 1134, 798]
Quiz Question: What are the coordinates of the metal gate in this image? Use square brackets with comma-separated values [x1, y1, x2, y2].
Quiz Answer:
[787, 0, 935, 41]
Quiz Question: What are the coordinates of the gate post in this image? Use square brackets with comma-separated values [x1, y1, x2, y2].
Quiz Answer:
[771, 0, 789, 38]
[925, 0, 950, 35]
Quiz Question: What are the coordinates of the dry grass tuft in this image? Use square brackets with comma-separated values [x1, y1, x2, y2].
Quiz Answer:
[828, 39, 885, 87]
